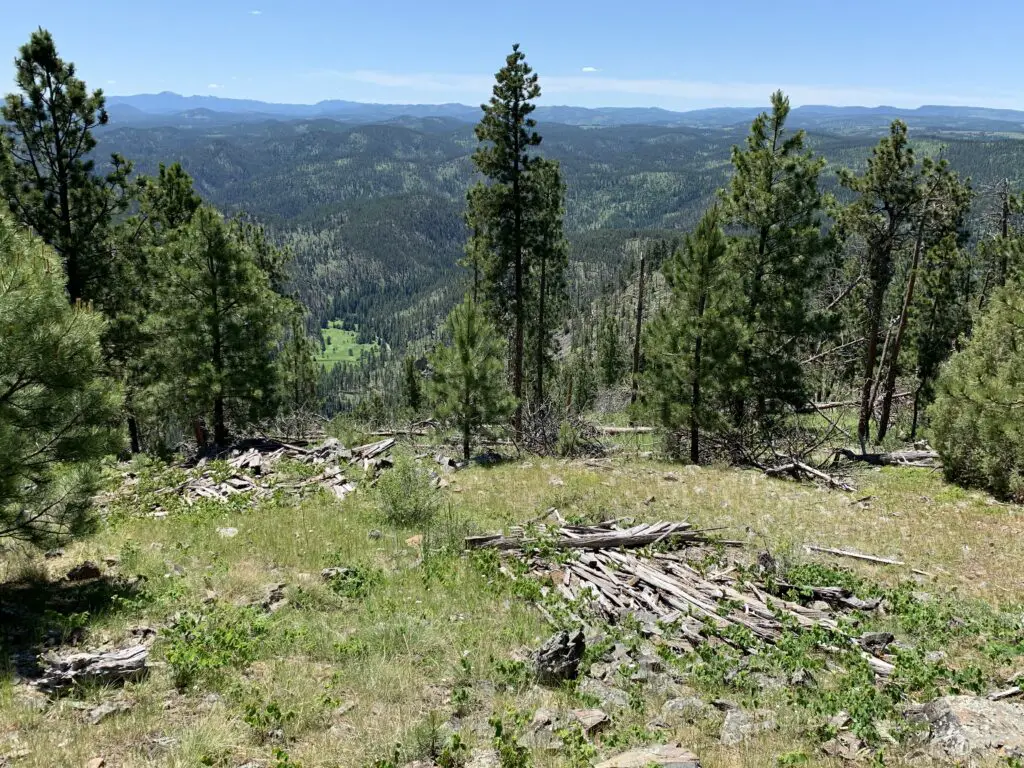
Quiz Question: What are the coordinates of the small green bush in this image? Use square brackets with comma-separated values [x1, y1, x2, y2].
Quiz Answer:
[376, 451, 439, 528]
[930, 281, 1024, 499]
[162, 604, 268, 689]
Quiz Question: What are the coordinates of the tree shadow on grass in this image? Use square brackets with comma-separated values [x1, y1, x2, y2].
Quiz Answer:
[0, 571, 145, 680]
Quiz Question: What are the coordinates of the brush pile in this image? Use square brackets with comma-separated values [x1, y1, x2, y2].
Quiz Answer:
[469, 520, 895, 677]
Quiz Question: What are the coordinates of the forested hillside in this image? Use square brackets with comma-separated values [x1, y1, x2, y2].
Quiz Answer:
[99, 117, 1024, 356]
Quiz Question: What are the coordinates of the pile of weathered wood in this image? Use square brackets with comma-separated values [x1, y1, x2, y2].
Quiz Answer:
[151, 437, 399, 511]
[469, 520, 895, 677]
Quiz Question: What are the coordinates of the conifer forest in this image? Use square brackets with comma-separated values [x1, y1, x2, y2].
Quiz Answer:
[4, 20, 1024, 768]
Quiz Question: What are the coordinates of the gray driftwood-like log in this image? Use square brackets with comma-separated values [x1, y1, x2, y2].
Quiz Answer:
[837, 448, 940, 468]
[765, 459, 856, 492]
[465, 522, 708, 551]
[34, 644, 149, 694]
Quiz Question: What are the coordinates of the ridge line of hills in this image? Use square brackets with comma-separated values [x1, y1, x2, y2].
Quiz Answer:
[107, 91, 1024, 130]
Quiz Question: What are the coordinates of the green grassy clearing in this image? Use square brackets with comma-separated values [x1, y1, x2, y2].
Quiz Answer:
[316, 321, 378, 371]
[0, 450, 1022, 767]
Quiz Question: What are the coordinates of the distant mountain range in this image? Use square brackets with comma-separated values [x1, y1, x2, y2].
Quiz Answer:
[106, 92, 1024, 132]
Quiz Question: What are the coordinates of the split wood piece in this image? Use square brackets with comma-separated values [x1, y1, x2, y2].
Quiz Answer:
[464, 525, 706, 552]
[594, 426, 655, 435]
[989, 686, 1023, 701]
[34, 644, 149, 694]
[350, 437, 396, 462]
[765, 459, 856, 492]
[805, 545, 905, 566]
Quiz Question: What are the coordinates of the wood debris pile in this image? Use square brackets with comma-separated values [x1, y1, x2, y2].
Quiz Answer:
[148, 437, 400, 511]
[469, 520, 895, 677]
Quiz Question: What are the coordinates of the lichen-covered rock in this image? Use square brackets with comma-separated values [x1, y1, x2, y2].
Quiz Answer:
[533, 629, 585, 685]
[595, 744, 701, 768]
[926, 695, 1024, 759]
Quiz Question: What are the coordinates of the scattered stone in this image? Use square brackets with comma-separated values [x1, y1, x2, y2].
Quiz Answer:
[926, 695, 1024, 759]
[43, 548, 64, 559]
[595, 744, 701, 768]
[368, 529, 383, 540]
[578, 678, 629, 709]
[533, 628, 585, 685]
[569, 708, 608, 734]
[719, 708, 776, 746]
[859, 631, 895, 654]
[821, 731, 867, 761]
[260, 583, 287, 613]
[334, 701, 356, 717]
[662, 696, 709, 722]
[901, 703, 928, 726]
[203, 590, 218, 604]
[86, 759, 105, 768]
[827, 711, 852, 730]
[549, 477, 565, 486]
[66, 561, 102, 581]
[87, 700, 132, 725]
[790, 668, 816, 688]
[925, 650, 948, 664]
[102, 556, 119, 567]
[321, 567, 349, 581]
[809, 600, 832, 612]
[587, 661, 614, 680]
[662, 473, 680, 482]
[216, 527, 238, 538]
[466, 748, 500, 768]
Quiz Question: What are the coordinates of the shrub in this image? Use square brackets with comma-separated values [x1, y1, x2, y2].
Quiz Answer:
[930, 281, 1024, 499]
[162, 605, 268, 689]
[376, 451, 439, 528]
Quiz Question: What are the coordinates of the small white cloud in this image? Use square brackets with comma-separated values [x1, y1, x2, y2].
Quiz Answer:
[207, 83, 222, 90]
[249, 9, 262, 14]
[106, 79, 117, 84]
[581, 66, 599, 73]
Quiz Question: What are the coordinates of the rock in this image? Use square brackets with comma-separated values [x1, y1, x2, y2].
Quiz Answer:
[87, 700, 131, 725]
[925, 650, 948, 664]
[533, 629, 585, 685]
[216, 527, 238, 538]
[578, 678, 630, 709]
[926, 695, 1024, 759]
[102, 556, 119, 567]
[43, 548, 64, 559]
[662, 473, 680, 482]
[466, 748, 500, 768]
[790, 668, 816, 688]
[587, 661, 614, 680]
[321, 566, 350, 581]
[719, 709, 776, 746]
[86, 759, 105, 768]
[662, 696, 709, 722]
[66, 561, 102, 581]
[260, 583, 287, 613]
[595, 744, 701, 768]
[809, 600, 832, 612]
[569, 708, 608, 733]
[821, 731, 867, 761]
[859, 631, 895, 654]
[549, 477, 565, 486]
[827, 711, 852, 730]
[368, 529, 383, 540]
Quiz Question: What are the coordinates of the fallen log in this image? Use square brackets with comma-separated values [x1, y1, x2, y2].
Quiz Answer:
[594, 426, 655, 435]
[465, 522, 711, 552]
[765, 459, 856, 492]
[34, 644, 149, 694]
[805, 544, 904, 566]
[837, 448, 940, 468]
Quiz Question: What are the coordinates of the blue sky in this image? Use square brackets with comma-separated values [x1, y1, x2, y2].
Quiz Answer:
[2, 1, 1021, 110]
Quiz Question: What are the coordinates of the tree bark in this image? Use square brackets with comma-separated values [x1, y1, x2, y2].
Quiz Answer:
[857, 279, 886, 451]
[512, 108, 524, 437]
[630, 249, 646, 406]
[534, 247, 547, 404]
[127, 414, 141, 455]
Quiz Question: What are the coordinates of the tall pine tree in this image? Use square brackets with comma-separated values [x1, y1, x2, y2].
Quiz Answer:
[0, 29, 132, 304]
[642, 205, 742, 462]
[723, 90, 833, 428]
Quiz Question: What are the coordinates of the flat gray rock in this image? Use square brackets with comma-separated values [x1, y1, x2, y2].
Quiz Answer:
[927, 695, 1024, 759]
[595, 744, 701, 768]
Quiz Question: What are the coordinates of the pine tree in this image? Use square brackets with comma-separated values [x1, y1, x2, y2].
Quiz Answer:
[278, 314, 321, 415]
[908, 235, 972, 437]
[428, 296, 514, 461]
[641, 205, 741, 462]
[0, 213, 121, 545]
[723, 90, 833, 427]
[402, 354, 423, 415]
[837, 121, 923, 449]
[597, 309, 625, 389]
[145, 206, 290, 446]
[0, 29, 131, 304]
[525, 158, 568, 404]
[930, 279, 1024, 499]
[465, 44, 542, 434]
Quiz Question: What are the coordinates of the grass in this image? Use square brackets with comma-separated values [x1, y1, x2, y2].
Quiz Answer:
[317, 320, 378, 372]
[1, 450, 1023, 767]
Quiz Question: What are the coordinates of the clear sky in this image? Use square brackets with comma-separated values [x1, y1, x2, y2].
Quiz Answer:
[2, 0, 1021, 110]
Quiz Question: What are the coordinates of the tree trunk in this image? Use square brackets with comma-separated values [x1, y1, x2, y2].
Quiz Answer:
[630, 249, 646, 406]
[878, 197, 932, 441]
[463, 424, 471, 462]
[535, 249, 547, 404]
[910, 387, 922, 440]
[127, 414, 141, 454]
[511, 123, 524, 437]
[213, 396, 228, 446]
[857, 280, 886, 451]
[690, 290, 708, 465]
